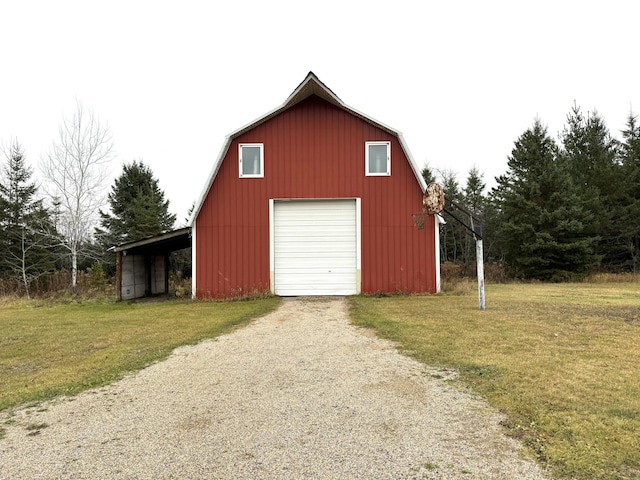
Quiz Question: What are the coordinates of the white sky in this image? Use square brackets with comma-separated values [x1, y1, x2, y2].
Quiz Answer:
[1, 0, 639, 224]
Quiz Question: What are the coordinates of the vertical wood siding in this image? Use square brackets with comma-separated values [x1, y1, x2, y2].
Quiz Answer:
[196, 96, 436, 298]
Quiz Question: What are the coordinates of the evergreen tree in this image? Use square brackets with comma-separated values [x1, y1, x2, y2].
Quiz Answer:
[0, 140, 54, 296]
[185, 201, 195, 226]
[438, 169, 465, 262]
[560, 104, 623, 267]
[561, 105, 619, 194]
[617, 112, 640, 271]
[463, 166, 486, 216]
[492, 120, 599, 280]
[620, 112, 640, 168]
[421, 164, 436, 185]
[96, 160, 176, 248]
[461, 166, 486, 262]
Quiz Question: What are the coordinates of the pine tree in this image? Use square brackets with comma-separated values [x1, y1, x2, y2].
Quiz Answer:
[620, 112, 640, 169]
[0, 140, 54, 296]
[561, 105, 619, 193]
[461, 166, 486, 262]
[438, 169, 465, 263]
[96, 160, 176, 248]
[617, 112, 640, 271]
[421, 165, 436, 185]
[463, 166, 486, 216]
[492, 120, 600, 280]
[560, 104, 623, 267]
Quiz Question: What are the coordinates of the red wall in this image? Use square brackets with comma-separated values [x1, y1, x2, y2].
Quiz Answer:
[195, 96, 436, 298]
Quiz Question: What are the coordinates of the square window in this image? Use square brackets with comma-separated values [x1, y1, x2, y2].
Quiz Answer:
[239, 144, 264, 178]
[366, 141, 390, 176]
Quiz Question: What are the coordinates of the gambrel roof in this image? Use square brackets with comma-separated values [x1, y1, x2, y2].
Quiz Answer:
[190, 72, 426, 224]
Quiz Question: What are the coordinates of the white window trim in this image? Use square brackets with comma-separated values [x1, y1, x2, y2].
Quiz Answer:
[239, 143, 264, 178]
[365, 141, 391, 176]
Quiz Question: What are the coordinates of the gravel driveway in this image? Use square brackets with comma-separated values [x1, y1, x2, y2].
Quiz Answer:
[1, 298, 549, 479]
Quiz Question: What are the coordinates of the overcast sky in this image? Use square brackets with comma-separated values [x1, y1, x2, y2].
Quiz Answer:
[1, 0, 639, 223]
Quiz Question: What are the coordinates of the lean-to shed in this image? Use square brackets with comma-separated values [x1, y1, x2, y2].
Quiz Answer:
[113, 227, 191, 300]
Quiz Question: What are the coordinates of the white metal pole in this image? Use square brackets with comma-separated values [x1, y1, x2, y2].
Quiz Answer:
[476, 238, 485, 310]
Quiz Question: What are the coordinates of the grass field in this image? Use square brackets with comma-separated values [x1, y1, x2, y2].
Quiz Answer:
[0, 297, 280, 413]
[2, 284, 639, 479]
[349, 282, 640, 480]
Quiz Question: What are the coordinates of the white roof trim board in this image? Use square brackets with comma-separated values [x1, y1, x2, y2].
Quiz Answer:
[190, 72, 426, 225]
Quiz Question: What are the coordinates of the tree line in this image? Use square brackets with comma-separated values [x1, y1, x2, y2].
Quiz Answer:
[0, 102, 177, 298]
[428, 104, 640, 280]
[3, 101, 638, 297]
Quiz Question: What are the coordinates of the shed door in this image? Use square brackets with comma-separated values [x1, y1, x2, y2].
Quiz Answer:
[274, 199, 357, 296]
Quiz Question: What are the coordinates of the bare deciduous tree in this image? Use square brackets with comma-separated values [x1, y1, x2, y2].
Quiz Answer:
[2, 224, 56, 298]
[40, 100, 114, 291]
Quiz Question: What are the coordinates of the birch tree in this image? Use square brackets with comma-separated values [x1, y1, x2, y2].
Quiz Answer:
[40, 100, 114, 291]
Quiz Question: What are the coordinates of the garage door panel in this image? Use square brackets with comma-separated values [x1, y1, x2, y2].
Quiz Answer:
[276, 239, 353, 248]
[277, 222, 354, 230]
[275, 243, 357, 254]
[275, 253, 355, 262]
[276, 229, 355, 237]
[274, 200, 357, 296]
[276, 225, 355, 234]
[276, 253, 356, 262]
[276, 262, 356, 272]
[276, 279, 356, 295]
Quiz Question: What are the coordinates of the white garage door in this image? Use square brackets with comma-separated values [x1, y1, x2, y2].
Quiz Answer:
[274, 199, 358, 296]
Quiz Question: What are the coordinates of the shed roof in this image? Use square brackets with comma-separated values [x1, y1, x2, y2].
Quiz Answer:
[190, 72, 426, 224]
[112, 227, 192, 254]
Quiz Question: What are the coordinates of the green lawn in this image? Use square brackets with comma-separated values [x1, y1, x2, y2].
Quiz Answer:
[0, 297, 280, 412]
[349, 282, 640, 480]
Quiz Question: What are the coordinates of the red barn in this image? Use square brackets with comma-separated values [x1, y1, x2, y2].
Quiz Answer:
[191, 72, 441, 298]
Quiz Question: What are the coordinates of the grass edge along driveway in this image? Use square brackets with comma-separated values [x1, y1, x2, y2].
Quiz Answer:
[3, 284, 639, 480]
[0, 297, 281, 415]
[348, 283, 640, 480]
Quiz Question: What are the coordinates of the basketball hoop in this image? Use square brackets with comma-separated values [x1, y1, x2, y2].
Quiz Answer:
[412, 183, 444, 231]
[412, 213, 428, 230]
[423, 183, 445, 215]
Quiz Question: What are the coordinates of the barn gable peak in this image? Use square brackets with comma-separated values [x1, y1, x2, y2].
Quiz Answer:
[231, 71, 397, 140]
[283, 71, 343, 109]
[190, 73, 427, 225]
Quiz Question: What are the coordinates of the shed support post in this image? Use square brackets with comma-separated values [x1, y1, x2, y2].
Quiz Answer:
[476, 238, 485, 310]
[115, 251, 123, 301]
[165, 254, 170, 295]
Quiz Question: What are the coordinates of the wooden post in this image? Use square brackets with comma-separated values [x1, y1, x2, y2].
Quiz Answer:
[115, 251, 123, 301]
[476, 238, 485, 310]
